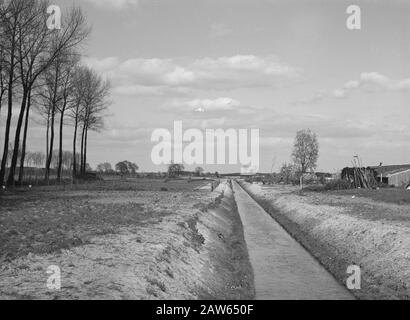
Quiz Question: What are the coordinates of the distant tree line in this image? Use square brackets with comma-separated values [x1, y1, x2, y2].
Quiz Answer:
[0, 0, 111, 186]
[93, 162, 216, 179]
[95, 161, 139, 175]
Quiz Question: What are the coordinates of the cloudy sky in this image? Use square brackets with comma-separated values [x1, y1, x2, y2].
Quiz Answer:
[3, 0, 410, 173]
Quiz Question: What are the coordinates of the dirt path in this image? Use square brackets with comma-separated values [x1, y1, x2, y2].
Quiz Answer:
[232, 181, 354, 300]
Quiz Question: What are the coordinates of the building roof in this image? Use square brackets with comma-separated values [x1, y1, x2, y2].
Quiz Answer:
[371, 164, 410, 177]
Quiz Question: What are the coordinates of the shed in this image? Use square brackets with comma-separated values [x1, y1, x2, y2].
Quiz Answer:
[372, 165, 410, 187]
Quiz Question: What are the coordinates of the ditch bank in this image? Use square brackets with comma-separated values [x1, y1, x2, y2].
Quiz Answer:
[193, 180, 255, 299]
[238, 181, 410, 300]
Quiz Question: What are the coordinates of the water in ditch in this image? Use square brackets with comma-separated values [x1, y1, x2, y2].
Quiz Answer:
[232, 181, 355, 300]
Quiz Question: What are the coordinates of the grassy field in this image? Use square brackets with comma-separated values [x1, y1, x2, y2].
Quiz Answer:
[324, 188, 410, 205]
[301, 187, 410, 224]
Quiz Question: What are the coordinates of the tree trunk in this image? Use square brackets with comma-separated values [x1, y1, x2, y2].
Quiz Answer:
[45, 60, 61, 183]
[80, 124, 86, 176]
[45, 107, 56, 182]
[0, 43, 15, 186]
[0, 102, 12, 186]
[0, 90, 4, 119]
[46, 110, 50, 166]
[72, 115, 78, 178]
[57, 106, 65, 182]
[0, 91, 4, 151]
[7, 89, 28, 186]
[84, 126, 89, 175]
[18, 90, 32, 185]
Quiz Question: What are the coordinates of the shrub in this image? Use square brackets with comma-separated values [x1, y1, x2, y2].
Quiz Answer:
[301, 173, 319, 185]
[324, 179, 352, 191]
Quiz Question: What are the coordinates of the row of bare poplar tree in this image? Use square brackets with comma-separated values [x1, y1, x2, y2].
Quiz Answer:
[0, 0, 111, 186]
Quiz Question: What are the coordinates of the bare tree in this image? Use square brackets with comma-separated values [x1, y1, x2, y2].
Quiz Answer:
[0, 1, 114, 187]
[0, 32, 7, 119]
[292, 129, 319, 174]
[0, 44, 7, 168]
[4, 1, 89, 185]
[68, 65, 87, 178]
[32, 151, 45, 168]
[0, 0, 89, 184]
[38, 58, 58, 181]
[34, 77, 53, 163]
[11, 0, 49, 185]
[55, 52, 80, 181]
[78, 67, 110, 176]
[0, 0, 26, 185]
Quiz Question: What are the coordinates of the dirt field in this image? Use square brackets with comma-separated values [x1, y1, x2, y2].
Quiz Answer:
[323, 188, 410, 206]
[0, 179, 254, 300]
[240, 181, 410, 300]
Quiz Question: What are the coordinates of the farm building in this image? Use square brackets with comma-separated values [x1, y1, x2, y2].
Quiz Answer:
[372, 165, 410, 187]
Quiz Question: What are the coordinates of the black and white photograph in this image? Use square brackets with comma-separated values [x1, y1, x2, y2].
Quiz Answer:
[0, 0, 409, 306]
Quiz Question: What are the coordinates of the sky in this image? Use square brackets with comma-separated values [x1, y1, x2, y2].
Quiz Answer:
[2, 0, 410, 173]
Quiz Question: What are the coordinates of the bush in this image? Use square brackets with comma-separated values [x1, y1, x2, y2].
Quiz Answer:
[324, 179, 352, 191]
[301, 173, 319, 185]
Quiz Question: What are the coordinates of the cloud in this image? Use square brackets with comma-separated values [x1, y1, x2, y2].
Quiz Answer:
[85, 0, 139, 10]
[257, 113, 385, 141]
[360, 72, 391, 86]
[163, 97, 261, 119]
[100, 120, 154, 144]
[210, 23, 233, 38]
[298, 72, 410, 104]
[163, 67, 196, 86]
[164, 97, 243, 116]
[193, 55, 298, 77]
[199, 118, 227, 129]
[83, 56, 120, 72]
[293, 92, 327, 105]
[396, 79, 410, 90]
[338, 72, 410, 96]
[333, 89, 346, 99]
[183, 98, 241, 112]
[84, 55, 301, 95]
[113, 85, 191, 96]
[343, 80, 360, 90]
